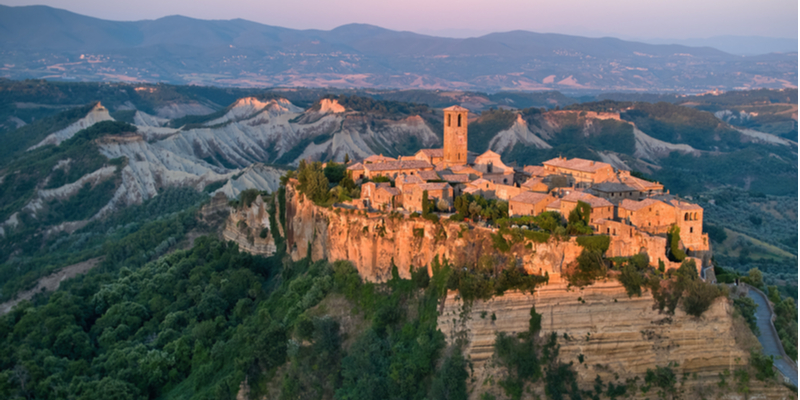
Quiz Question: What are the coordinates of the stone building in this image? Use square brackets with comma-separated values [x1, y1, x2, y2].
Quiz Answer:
[363, 160, 434, 179]
[443, 105, 469, 167]
[404, 182, 454, 213]
[509, 192, 555, 217]
[413, 149, 444, 164]
[542, 157, 616, 188]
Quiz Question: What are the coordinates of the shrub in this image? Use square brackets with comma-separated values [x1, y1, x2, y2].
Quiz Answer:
[750, 352, 776, 381]
[576, 235, 611, 253]
[667, 225, 687, 261]
[733, 296, 760, 335]
[682, 281, 723, 317]
[618, 263, 644, 297]
[568, 249, 607, 287]
[491, 232, 510, 253]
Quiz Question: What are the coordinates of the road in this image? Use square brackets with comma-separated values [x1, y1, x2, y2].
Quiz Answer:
[746, 287, 798, 387]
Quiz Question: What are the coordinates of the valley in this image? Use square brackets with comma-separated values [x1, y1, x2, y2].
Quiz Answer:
[0, 81, 795, 400]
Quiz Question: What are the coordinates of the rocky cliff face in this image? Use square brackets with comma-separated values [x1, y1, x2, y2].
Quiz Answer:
[280, 185, 792, 399]
[439, 281, 793, 399]
[222, 194, 277, 256]
[285, 183, 584, 282]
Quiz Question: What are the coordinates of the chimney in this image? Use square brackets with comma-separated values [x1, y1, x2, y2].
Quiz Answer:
[591, 161, 595, 166]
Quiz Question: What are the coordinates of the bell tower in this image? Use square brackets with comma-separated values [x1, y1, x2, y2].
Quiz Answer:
[443, 105, 468, 166]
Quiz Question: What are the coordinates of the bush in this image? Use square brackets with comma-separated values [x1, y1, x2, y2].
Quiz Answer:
[682, 281, 724, 317]
[619, 264, 644, 297]
[667, 225, 687, 261]
[750, 352, 776, 381]
[576, 235, 611, 253]
[568, 249, 607, 287]
[733, 296, 760, 335]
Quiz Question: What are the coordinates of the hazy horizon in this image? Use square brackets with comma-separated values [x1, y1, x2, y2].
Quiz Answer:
[1, 0, 797, 41]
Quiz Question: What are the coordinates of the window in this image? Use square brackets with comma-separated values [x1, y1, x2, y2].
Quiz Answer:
[457, 114, 462, 127]
[690, 227, 693, 233]
[447, 114, 451, 127]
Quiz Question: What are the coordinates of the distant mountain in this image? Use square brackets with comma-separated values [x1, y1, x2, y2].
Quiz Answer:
[0, 5, 796, 92]
[641, 35, 798, 56]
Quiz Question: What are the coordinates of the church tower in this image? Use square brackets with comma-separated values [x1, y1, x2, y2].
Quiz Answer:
[443, 105, 469, 166]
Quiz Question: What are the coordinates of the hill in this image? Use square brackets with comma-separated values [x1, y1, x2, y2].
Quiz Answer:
[0, 5, 796, 92]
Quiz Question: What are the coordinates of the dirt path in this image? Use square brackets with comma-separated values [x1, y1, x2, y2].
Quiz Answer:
[0, 257, 103, 315]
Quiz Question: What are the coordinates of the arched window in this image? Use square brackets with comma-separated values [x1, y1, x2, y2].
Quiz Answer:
[684, 213, 689, 221]
[457, 114, 462, 127]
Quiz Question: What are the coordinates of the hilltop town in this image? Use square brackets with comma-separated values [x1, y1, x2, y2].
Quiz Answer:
[336, 106, 710, 271]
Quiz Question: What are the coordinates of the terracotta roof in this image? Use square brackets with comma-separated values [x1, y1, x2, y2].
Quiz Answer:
[559, 192, 612, 208]
[546, 200, 562, 209]
[619, 174, 663, 191]
[670, 199, 702, 210]
[440, 174, 470, 183]
[510, 192, 551, 205]
[524, 166, 547, 177]
[521, 177, 545, 188]
[444, 105, 469, 111]
[363, 154, 397, 163]
[346, 162, 364, 171]
[398, 156, 417, 161]
[419, 182, 451, 191]
[364, 160, 433, 172]
[591, 182, 638, 192]
[577, 194, 613, 208]
[397, 175, 424, 185]
[619, 198, 665, 212]
[463, 187, 480, 194]
[416, 148, 444, 157]
[469, 178, 493, 187]
[379, 187, 401, 196]
[543, 157, 612, 173]
[418, 170, 441, 181]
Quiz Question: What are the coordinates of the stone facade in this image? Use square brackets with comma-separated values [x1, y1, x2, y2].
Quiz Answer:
[443, 105, 469, 167]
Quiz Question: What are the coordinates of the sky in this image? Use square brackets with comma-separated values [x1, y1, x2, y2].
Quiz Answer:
[2, 0, 798, 40]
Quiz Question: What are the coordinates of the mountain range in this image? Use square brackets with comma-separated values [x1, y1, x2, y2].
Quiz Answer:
[0, 5, 796, 92]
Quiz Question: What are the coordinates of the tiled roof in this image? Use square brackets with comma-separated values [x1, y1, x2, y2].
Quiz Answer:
[577, 194, 613, 208]
[469, 178, 493, 187]
[463, 187, 480, 194]
[619, 174, 663, 191]
[619, 198, 665, 212]
[543, 157, 612, 173]
[379, 187, 401, 196]
[397, 175, 424, 185]
[419, 182, 451, 191]
[363, 154, 397, 163]
[510, 192, 551, 205]
[364, 160, 433, 172]
[524, 165, 547, 177]
[346, 162, 364, 171]
[440, 174, 470, 183]
[444, 105, 469, 111]
[418, 170, 441, 181]
[521, 177, 545, 188]
[591, 182, 638, 192]
[547, 200, 562, 209]
[417, 149, 444, 157]
[670, 199, 702, 210]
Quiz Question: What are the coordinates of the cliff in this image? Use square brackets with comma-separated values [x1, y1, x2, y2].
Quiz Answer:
[285, 183, 585, 282]
[439, 281, 794, 399]
[222, 194, 277, 256]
